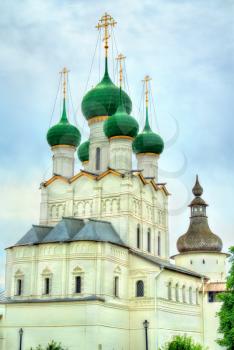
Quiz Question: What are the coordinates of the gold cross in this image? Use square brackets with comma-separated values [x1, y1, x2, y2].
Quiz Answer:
[96, 13, 117, 57]
[60, 67, 70, 99]
[143, 75, 152, 107]
[116, 53, 126, 87]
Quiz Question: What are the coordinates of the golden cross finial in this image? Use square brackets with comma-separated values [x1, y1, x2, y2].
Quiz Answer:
[116, 53, 126, 87]
[60, 67, 70, 99]
[143, 75, 152, 107]
[96, 13, 117, 57]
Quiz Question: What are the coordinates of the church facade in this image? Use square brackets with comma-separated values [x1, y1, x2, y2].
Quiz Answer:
[0, 14, 228, 350]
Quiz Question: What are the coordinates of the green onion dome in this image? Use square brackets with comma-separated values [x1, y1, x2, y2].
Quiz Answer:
[78, 140, 90, 162]
[103, 92, 139, 138]
[47, 99, 81, 147]
[132, 108, 164, 155]
[81, 59, 132, 120]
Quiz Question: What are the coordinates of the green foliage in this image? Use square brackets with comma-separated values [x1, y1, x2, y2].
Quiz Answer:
[30, 340, 67, 350]
[160, 335, 207, 350]
[217, 246, 234, 349]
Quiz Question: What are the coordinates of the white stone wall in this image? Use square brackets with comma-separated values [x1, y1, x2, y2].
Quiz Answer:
[109, 137, 133, 172]
[88, 119, 109, 174]
[136, 153, 159, 180]
[1, 241, 209, 350]
[40, 172, 169, 260]
[173, 252, 227, 282]
[51, 145, 76, 178]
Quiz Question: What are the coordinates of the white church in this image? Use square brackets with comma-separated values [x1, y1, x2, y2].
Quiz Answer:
[0, 13, 229, 350]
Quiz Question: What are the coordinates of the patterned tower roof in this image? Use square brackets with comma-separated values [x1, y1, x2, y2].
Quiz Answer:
[177, 176, 223, 253]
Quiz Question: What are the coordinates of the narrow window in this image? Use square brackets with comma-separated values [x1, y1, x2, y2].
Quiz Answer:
[189, 287, 193, 304]
[44, 277, 50, 295]
[75, 276, 81, 294]
[136, 280, 144, 297]
[168, 282, 172, 300]
[147, 229, 151, 252]
[137, 225, 141, 249]
[114, 276, 119, 297]
[175, 283, 179, 302]
[182, 285, 186, 303]
[16, 279, 22, 296]
[96, 147, 101, 171]
[158, 232, 161, 256]
[190, 260, 193, 265]
[202, 259, 205, 264]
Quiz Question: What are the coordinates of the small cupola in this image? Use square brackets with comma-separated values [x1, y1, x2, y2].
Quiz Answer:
[132, 76, 164, 155]
[81, 14, 131, 121]
[47, 68, 81, 148]
[177, 176, 223, 253]
[78, 140, 90, 163]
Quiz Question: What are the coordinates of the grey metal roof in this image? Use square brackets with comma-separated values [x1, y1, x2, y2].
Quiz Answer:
[43, 217, 85, 243]
[11, 218, 125, 248]
[72, 219, 125, 245]
[16, 225, 53, 246]
[130, 249, 206, 279]
[0, 290, 6, 302]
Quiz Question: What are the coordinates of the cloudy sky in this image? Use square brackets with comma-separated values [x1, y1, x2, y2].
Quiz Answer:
[0, 0, 233, 288]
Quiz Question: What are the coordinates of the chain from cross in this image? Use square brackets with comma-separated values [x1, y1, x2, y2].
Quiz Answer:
[143, 75, 152, 107]
[60, 67, 70, 99]
[96, 13, 117, 57]
[116, 53, 126, 87]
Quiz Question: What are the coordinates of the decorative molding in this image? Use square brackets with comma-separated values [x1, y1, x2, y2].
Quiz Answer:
[88, 115, 108, 125]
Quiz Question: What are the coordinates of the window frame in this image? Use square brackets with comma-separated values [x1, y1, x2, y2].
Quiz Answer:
[136, 280, 144, 297]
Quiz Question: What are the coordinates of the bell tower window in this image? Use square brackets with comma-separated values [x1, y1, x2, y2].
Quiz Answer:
[147, 228, 151, 252]
[158, 232, 161, 256]
[75, 276, 81, 294]
[16, 279, 22, 296]
[44, 277, 50, 295]
[96, 147, 101, 171]
[137, 224, 141, 249]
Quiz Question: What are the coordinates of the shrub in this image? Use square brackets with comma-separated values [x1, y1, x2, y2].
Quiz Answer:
[160, 335, 207, 350]
[30, 340, 67, 350]
[217, 246, 234, 350]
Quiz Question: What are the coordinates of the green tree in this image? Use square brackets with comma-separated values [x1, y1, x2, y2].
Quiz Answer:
[30, 340, 67, 350]
[217, 246, 234, 349]
[160, 335, 207, 350]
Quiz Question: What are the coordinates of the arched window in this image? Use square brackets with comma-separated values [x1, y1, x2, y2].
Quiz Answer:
[189, 287, 193, 304]
[175, 283, 179, 302]
[16, 279, 22, 296]
[96, 147, 101, 171]
[137, 224, 141, 249]
[114, 276, 119, 297]
[136, 280, 144, 297]
[44, 277, 50, 295]
[168, 282, 172, 300]
[75, 276, 81, 294]
[158, 232, 161, 256]
[182, 285, 186, 303]
[147, 228, 151, 252]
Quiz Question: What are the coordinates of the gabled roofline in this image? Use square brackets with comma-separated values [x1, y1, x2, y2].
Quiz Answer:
[42, 170, 170, 194]
[130, 249, 208, 279]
